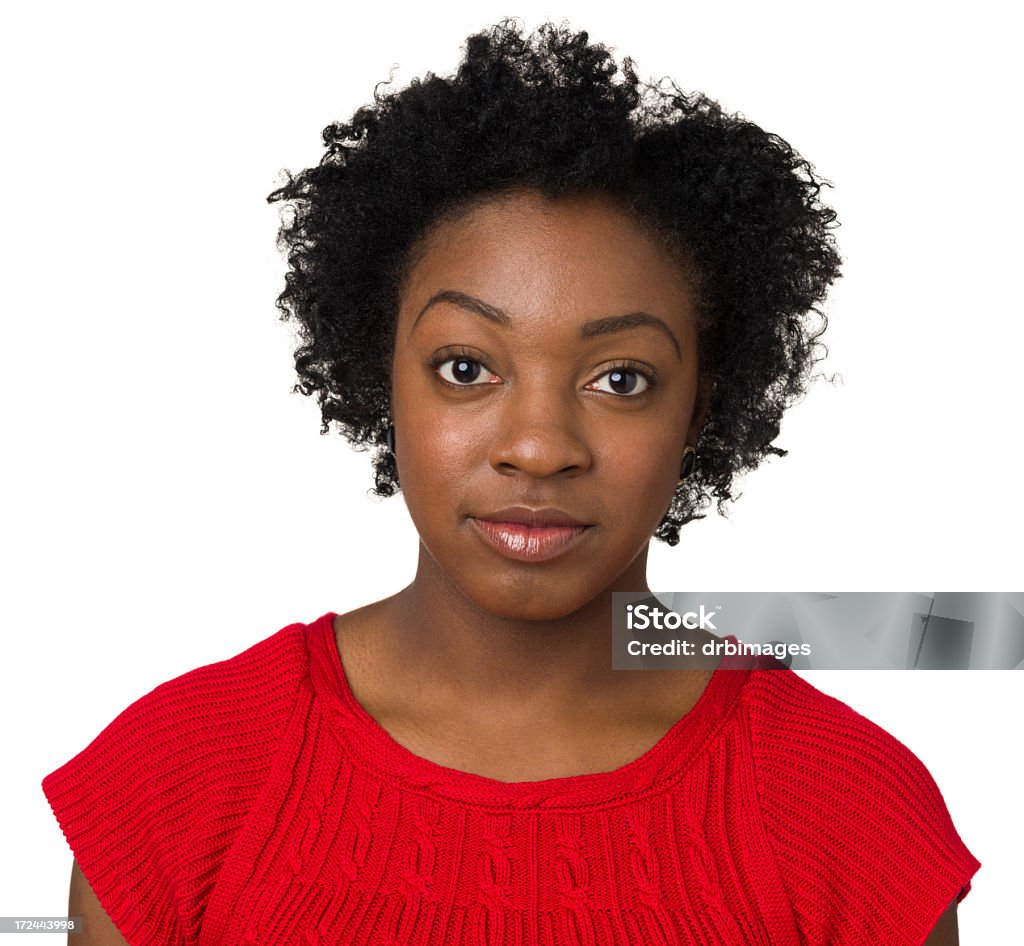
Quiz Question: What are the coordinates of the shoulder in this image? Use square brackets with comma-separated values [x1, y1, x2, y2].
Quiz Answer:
[742, 665, 968, 834]
[741, 665, 980, 946]
[42, 616, 318, 946]
[742, 661, 935, 786]
[52, 619, 310, 781]
[132, 617, 311, 737]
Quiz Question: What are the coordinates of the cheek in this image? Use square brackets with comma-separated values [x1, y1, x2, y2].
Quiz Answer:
[391, 397, 490, 520]
[391, 363, 498, 482]
[592, 423, 685, 547]
[399, 400, 492, 467]
[597, 420, 681, 492]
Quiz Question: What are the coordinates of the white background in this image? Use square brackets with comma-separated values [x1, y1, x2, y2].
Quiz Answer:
[3, 1, 1020, 942]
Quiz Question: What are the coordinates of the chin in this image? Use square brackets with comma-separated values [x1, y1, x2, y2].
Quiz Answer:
[468, 596, 593, 623]
[456, 571, 610, 623]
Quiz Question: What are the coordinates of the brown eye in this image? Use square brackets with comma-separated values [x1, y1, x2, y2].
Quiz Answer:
[436, 357, 498, 386]
[590, 368, 650, 396]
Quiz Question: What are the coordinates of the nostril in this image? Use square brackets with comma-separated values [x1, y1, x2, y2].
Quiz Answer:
[488, 433, 592, 479]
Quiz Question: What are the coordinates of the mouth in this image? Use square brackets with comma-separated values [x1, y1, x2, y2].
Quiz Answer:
[468, 507, 593, 563]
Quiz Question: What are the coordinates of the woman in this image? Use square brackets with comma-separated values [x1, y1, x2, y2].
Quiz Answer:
[44, 20, 979, 946]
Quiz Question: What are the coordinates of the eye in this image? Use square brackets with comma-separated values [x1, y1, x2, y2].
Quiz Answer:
[588, 367, 651, 396]
[435, 356, 500, 386]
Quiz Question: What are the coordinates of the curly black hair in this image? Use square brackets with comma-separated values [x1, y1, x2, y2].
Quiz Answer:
[267, 19, 841, 546]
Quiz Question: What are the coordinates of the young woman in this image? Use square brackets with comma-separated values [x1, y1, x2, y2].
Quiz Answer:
[44, 21, 979, 946]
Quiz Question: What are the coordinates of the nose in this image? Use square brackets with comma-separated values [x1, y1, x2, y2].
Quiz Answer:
[487, 387, 593, 479]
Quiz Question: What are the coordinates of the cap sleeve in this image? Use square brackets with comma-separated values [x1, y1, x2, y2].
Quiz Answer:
[747, 670, 981, 946]
[41, 623, 308, 946]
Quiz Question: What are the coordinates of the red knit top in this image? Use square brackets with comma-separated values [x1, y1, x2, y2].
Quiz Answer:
[43, 612, 980, 946]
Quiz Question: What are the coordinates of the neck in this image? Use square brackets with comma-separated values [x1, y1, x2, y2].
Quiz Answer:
[384, 542, 652, 709]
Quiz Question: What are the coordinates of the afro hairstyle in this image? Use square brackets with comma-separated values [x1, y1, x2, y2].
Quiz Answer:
[267, 19, 842, 545]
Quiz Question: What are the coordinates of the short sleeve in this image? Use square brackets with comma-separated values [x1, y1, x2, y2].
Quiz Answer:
[747, 669, 981, 946]
[41, 623, 308, 946]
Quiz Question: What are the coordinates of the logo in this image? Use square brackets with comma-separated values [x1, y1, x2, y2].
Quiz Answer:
[625, 603, 718, 631]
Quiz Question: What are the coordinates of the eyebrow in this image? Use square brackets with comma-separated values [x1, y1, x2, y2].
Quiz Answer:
[412, 289, 682, 359]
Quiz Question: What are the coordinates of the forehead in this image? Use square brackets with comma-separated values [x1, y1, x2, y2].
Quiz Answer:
[398, 189, 697, 334]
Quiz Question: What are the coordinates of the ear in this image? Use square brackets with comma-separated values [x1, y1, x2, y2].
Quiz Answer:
[687, 374, 714, 445]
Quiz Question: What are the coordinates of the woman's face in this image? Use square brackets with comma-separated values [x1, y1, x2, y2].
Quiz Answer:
[391, 188, 707, 620]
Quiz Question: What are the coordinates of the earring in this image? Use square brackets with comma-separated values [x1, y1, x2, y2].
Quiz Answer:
[679, 445, 697, 482]
[385, 425, 395, 454]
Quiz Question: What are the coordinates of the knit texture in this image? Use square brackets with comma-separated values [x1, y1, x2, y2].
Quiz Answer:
[43, 613, 980, 946]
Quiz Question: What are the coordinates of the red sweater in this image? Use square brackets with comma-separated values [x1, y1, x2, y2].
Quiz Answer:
[43, 612, 979, 946]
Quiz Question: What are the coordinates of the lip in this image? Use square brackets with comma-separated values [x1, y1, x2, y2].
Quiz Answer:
[474, 506, 589, 527]
[469, 518, 591, 562]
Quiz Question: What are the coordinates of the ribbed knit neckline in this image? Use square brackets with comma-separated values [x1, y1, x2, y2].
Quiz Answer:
[307, 611, 755, 810]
